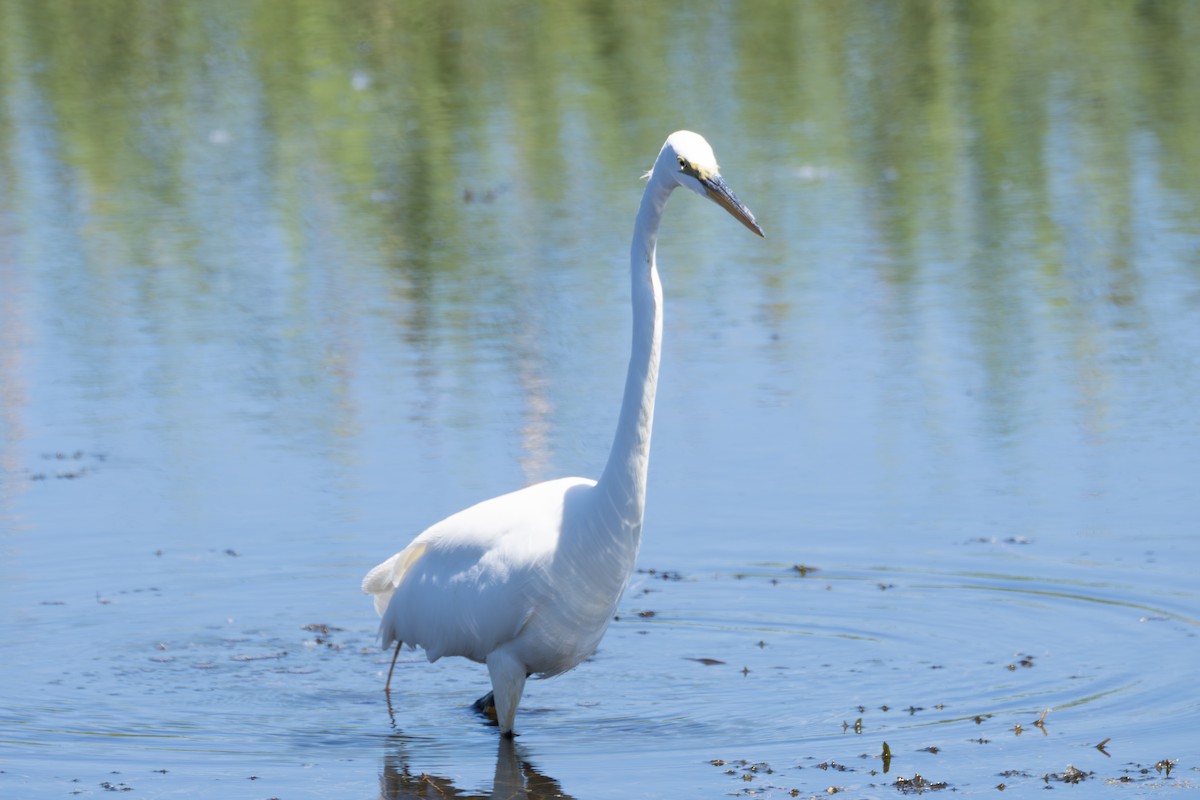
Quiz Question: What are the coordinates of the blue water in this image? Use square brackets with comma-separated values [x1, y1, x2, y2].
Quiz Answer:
[3, 2, 1200, 797]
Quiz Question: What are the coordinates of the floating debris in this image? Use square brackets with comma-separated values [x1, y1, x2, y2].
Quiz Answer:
[636, 567, 682, 581]
[894, 773, 948, 794]
[28, 451, 107, 481]
[230, 651, 287, 662]
[1007, 653, 1036, 670]
[966, 536, 1032, 545]
[99, 779, 133, 792]
[1044, 765, 1090, 784]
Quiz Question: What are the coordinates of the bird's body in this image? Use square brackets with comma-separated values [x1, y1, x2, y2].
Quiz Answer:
[364, 131, 762, 735]
[363, 476, 625, 675]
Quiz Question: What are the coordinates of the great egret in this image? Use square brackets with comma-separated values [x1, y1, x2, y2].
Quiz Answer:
[363, 131, 763, 736]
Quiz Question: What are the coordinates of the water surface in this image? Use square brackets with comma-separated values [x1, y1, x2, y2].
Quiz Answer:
[2, 1, 1199, 797]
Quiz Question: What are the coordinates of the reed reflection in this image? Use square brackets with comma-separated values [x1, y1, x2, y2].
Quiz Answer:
[379, 738, 574, 800]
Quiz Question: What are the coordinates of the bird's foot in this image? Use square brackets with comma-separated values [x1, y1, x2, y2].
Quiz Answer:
[471, 691, 498, 724]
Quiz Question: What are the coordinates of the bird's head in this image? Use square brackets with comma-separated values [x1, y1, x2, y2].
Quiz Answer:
[657, 130, 764, 237]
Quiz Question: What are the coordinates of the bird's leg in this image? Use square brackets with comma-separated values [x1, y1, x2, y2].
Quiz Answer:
[472, 690, 498, 723]
[485, 648, 527, 737]
[385, 688, 398, 729]
[384, 640, 402, 694]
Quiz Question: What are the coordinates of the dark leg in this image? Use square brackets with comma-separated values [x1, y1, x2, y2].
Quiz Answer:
[384, 640, 402, 694]
[472, 690, 498, 724]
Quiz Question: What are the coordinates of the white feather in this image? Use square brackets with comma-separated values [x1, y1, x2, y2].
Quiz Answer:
[363, 131, 761, 735]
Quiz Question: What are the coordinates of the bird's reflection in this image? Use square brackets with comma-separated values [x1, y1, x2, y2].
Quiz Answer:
[380, 736, 575, 800]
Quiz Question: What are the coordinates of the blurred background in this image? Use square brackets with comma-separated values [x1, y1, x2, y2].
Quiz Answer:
[2, 1, 1198, 797]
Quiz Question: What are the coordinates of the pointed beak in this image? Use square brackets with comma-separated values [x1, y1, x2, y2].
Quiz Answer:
[702, 174, 765, 237]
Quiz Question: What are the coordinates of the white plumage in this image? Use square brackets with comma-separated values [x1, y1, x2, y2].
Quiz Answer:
[364, 131, 763, 736]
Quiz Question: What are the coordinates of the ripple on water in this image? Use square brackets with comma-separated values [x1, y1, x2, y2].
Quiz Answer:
[507, 560, 1198, 779]
[3, 556, 1196, 798]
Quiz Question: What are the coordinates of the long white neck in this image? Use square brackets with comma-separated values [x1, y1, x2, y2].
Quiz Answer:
[596, 169, 672, 537]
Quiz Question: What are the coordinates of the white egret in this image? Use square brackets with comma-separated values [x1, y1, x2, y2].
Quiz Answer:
[363, 131, 763, 736]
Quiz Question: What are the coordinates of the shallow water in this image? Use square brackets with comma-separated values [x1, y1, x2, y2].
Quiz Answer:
[3, 1, 1200, 797]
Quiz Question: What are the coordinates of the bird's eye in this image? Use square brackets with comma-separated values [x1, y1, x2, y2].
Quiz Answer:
[677, 156, 701, 179]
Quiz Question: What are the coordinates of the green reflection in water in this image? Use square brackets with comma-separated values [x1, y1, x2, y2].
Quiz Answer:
[4, 0, 1197, 269]
[1, 0, 1199, 465]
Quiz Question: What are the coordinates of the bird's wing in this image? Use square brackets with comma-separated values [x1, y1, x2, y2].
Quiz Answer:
[364, 476, 597, 662]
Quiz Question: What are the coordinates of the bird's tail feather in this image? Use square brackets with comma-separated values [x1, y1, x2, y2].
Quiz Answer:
[361, 542, 428, 617]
